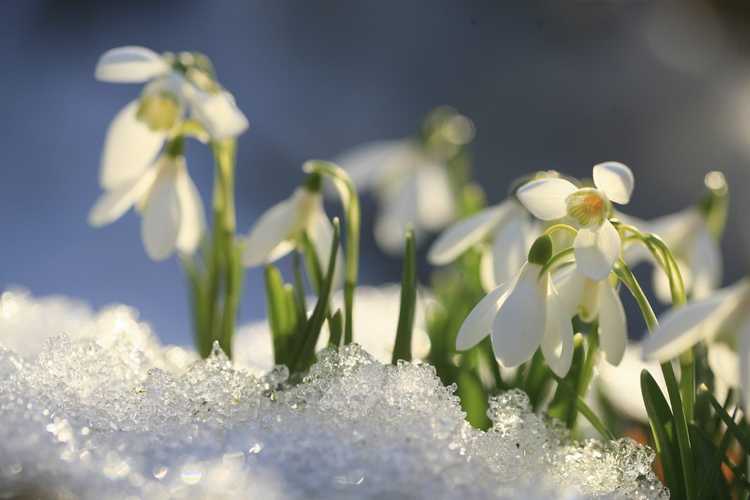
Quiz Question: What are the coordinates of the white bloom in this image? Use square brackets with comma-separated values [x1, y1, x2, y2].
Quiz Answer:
[455, 260, 575, 377]
[88, 155, 205, 260]
[641, 279, 750, 406]
[428, 200, 540, 291]
[554, 266, 627, 366]
[95, 46, 248, 191]
[645, 208, 721, 303]
[242, 183, 342, 281]
[517, 162, 634, 280]
[335, 139, 457, 254]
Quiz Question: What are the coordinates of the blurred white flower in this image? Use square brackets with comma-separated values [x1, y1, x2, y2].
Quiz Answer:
[518, 162, 634, 280]
[555, 267, 627, 367]
[232, 285, 431, 374]
[334, 109, 473, 254]
[89, 154, 205, 260]
[455, 250, 575, 377]
[428, 199, 540, 291]
[242, 177, 342, 281]
[642, 279, 750, 407]
[646, 208, 721, 303]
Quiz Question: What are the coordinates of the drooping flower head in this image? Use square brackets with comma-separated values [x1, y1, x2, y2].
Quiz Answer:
[335, 107, 474, 254]
[517, 162, 634, 280]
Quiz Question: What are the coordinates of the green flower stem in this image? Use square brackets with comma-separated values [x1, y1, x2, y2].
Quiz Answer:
[614, 260, 696, 500]
[577, 324, 599, 400]
[303, 160, 360, 345]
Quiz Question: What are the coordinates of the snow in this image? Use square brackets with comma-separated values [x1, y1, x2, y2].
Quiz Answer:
[0, 289, 667, 499]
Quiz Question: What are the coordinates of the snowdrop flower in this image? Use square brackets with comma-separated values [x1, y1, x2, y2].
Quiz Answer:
[642, 279, 750, 406]
[334, 108, 473, 253]
[243, 174, 341, 279]
[555, 266, 627, 366]
[428, 199, 539, 291]
[517, 162, 634, 281]
[95, 46, 248, 192]
[643, 171, 727, 303]
[455, 236, 575, 377]
[88, 152, 205, 260]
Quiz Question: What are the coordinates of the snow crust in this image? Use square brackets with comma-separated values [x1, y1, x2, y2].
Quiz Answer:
[0, 289, 668, 499]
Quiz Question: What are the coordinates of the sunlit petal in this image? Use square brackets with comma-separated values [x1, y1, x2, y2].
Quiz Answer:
[489, 212, 535, 289]
[573, 220, 621, 280]
[652, 257, 692, 304]
[592, 162, 634, 204]
[598, 283, 627, 365]
[541, 285, 575, 377]
[553, 265, 586, 317]
[641, 280, 750, 361]
[190, 90, 249, 139]
[690, 225, 722, 300]
[88, 168, 158, 227]
[428, 201, 514, 265]
[415, 164, 455, 231]
[100, 101, 166, 190]
[516, 177, 577, 220]
[243, 195, 300, 267]
[141, 165, 181, 261]
[456, 282, 512, 351]
[491, 264, 547, 367]
[174, 161, 205, 255]
[334, 140, 409, 191]
[374, 173, 419, 254]
[708, 342, 739, 389]
[95, 46, 169, 82]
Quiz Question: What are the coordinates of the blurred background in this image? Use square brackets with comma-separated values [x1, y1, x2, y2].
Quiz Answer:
[2, 0, 750, 345]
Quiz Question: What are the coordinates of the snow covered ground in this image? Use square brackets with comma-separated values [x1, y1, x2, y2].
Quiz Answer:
[0, 288, 667, 499]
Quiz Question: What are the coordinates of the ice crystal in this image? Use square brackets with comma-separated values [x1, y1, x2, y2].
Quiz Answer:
[0, 290, 668, 499]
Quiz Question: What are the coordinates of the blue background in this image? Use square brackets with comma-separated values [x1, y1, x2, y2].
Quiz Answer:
[2, 1, 750, 345]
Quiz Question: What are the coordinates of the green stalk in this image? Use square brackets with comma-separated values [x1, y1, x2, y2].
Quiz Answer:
[392, 229, 417, 364]
[614, 260, 696, 500]
[303, 160, 360, 345]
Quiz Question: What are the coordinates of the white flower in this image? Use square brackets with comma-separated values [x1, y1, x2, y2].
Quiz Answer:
[455, 257, 575, 377]
[335, 139, 457, 253]
[88, 154, 205, 261]
[555, 266, 628, 366]
[242, 181, 342, 281]
[641, 279, 750, 406]
[95, 46, 248, 191]
[428, 200, 540, 291]
[517, 162, 634, 280]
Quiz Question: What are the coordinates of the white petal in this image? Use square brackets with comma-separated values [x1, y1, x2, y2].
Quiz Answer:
[652, 256, 692, 304]
[689, 225, 722, 300]
[190, 90, 249, 139]
[708, 342, 740, 389]
[598, 283, 627, 365]
[574, 220, 621, 280]
[415, 164, 455, 231]
[95, 46, 169, 82]
[516, 177, 578, 220]
[491, 264, 547, 367]
[641, 280, 750, 361]
[374, 173, 420, 254]
[592, 162, 634, 204]
[541, 285, 575, 377]
[243, 195, 301, 267]
[456, 282, 512, 351]
[88, 168, 158, 227]
[489, 212, 535, 289]
[428, 201, 515, 265]
[141, 165, 181, 261]
[553, 266, 586, 317]
[174, 162, 205, 255]
[333, 140, 409, 191]
[100, 101, 166, 190]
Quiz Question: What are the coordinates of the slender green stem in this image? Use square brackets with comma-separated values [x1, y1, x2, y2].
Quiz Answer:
[576, 325, 599, 399]
[303, 160, 360, 345]
[614, 260, 696, 500]
[392, 229, 417, 364]
[537, 248, 575, 278]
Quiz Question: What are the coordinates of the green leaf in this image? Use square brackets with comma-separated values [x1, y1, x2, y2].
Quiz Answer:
[392, 229, 417, 364]
[456, 369, 491, 430]
[641, 369, 684, 500]
[704, 388, 750, 452]
[291, 219, 341, 373]
[549, 372, 615, 440]
[327, 309, 343, 348]
[264, 265, 297, 366]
